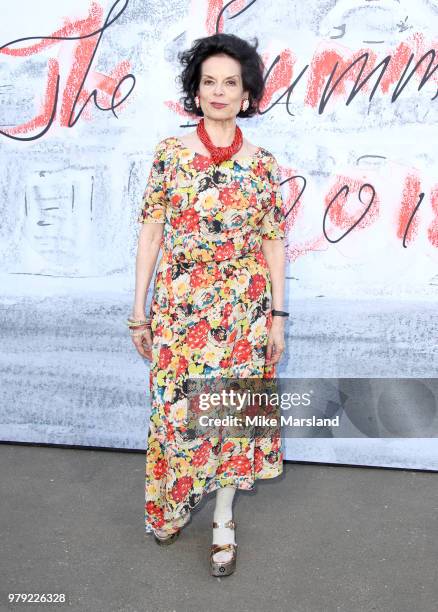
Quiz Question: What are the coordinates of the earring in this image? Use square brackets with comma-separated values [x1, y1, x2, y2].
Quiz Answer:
[240, 99, 249, 112]
[195, 95, 200, 108]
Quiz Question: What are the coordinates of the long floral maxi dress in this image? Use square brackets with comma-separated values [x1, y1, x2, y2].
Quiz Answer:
[137, 136, 287, 536]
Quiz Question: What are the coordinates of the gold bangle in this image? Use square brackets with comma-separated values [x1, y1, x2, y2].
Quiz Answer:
[126, 318, 151, 327]
[129, 323, 150, 329]
[129, 323, 150, 328]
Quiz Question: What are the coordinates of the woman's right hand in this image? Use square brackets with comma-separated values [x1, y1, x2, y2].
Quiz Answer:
[131, 327, 153, 360]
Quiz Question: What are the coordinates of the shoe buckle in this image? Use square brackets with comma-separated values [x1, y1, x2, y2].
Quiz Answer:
[212, 519, 236, 529]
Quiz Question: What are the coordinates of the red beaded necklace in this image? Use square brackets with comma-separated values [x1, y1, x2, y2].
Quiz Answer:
[196, 117, 243, 165]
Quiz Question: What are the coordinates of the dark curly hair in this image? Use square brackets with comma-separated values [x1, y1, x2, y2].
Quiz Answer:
[176, 33, 265, 119]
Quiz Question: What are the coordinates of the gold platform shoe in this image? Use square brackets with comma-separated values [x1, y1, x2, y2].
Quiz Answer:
[154, 528, 181, 546]
[210, 519, 238, 577]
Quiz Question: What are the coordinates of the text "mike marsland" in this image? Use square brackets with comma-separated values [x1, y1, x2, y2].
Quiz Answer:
[198, 414, 340, 427]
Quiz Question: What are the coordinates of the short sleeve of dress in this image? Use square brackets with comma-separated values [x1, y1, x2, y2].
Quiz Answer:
[137, 139, 171, 224]
[260, 156, 286, 240]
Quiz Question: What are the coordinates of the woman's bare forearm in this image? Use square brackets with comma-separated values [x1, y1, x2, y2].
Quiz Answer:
[261, 239, 286, 311]
[132, 224, 164, 318]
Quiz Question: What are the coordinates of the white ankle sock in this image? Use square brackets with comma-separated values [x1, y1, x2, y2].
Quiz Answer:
[212, 487, 236, 563]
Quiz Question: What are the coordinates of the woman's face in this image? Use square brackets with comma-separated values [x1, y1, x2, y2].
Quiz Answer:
[196, 53, 249, 119]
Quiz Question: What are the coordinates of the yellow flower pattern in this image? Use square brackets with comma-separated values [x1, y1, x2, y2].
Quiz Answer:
[138, 136, 286, 535]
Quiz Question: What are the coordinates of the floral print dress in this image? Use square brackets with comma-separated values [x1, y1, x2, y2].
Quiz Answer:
[137, 136, 286, 536]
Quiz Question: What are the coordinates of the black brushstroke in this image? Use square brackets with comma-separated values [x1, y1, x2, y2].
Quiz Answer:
[281, 175, 307, 219]
[319, 49, 438, 114]
[215, 0, 259, 33]
[0, 0, 135, 140]
[323, 183, 376, 243]
[402, 192, 424, 248]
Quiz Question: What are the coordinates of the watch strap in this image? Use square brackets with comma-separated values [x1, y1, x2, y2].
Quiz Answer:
[271, 309, 289, 317]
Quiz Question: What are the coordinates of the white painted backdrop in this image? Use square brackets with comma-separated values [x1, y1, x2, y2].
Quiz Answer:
[1, 0, 437, 469]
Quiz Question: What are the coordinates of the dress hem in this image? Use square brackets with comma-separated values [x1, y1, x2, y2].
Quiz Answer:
[145, 461, 283, 536]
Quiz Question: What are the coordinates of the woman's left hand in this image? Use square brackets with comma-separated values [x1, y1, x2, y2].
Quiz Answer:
[265, 319, 286, 366]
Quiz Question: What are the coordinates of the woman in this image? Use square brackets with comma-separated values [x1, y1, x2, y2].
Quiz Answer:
[128, 33, 288, 577]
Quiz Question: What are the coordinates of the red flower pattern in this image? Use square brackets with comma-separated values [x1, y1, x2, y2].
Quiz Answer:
[215, 241, 236, 261]
[153, 458, 167, 479]
[247, 273, 266, 301]
[140, 137, 285, 536]
[158, 347, 173, 369]
[220, 454, 252, 477]
[186, 320, 210, 349]
[192, 440, 212, 467]
[170, 476, 194, 503]
[232, 338, 253, 364]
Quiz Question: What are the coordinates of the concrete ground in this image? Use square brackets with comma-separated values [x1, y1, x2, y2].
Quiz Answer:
[1, 444, 437, 612]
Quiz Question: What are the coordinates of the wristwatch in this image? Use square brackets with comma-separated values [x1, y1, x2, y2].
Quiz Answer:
[271, 309, 289, 317]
